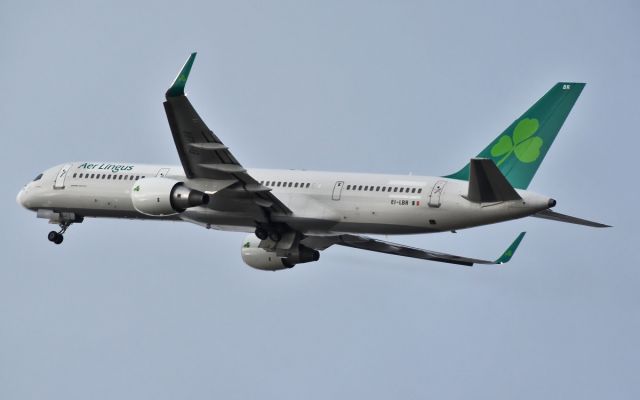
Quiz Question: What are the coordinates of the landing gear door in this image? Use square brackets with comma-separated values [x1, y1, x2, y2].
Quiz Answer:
[428, 180, 446, 207]
[53, 164, 72, 189]
[332, 181, 344, 200]
[156, 168, 170, 177]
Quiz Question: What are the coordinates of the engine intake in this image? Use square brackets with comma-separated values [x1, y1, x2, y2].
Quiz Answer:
[131, 177, 209, 216]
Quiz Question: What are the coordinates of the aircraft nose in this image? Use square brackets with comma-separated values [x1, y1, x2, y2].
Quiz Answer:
[16, 187, 28, 209]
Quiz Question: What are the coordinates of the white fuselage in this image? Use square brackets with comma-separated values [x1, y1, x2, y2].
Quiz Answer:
[17, 162, 553, 235]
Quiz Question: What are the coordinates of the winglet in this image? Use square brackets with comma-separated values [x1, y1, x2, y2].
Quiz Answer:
[166, 52, 197, 98]
[495, 232, 526, 264]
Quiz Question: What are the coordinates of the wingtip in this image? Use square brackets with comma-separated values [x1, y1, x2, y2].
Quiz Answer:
[166, 52, 197, 98]
[495, 232, 526, 264]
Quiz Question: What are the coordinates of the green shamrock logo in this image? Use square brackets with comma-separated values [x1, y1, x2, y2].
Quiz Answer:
[490, 118, 543, 166]
[133, 185, 140, 192]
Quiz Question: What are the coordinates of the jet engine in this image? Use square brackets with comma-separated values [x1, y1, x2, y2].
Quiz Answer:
[131, 177, 209, 216]
[241, 235, 320, 271]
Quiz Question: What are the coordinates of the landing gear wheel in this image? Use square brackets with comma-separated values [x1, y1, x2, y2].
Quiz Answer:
[48, 231, 63, 244]
[255, 228, 268, 240]
[268, 231, 282, 242]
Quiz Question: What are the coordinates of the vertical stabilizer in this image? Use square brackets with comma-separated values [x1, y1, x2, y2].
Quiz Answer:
[445, 83, 585, 189]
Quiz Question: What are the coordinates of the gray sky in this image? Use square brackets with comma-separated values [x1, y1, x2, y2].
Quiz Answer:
[2, 1, 639, 399]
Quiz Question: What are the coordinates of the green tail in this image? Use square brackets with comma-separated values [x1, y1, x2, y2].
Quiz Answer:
[445, 82, 585, 189]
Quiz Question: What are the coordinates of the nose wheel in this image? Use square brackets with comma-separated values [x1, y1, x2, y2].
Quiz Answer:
[47, 221, 72, 245]
[48, 231, 64, 244]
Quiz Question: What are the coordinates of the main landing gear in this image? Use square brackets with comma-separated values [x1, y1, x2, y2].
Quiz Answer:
[47, 221, 72, 245]
[254, 227, 282, 242]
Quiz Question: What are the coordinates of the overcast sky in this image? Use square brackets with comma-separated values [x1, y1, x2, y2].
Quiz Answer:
[2, 1, 639, 399]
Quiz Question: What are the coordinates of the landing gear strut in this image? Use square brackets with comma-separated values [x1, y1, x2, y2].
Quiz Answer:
[254, 227, 282, 242]
[47, 221, 72, 245]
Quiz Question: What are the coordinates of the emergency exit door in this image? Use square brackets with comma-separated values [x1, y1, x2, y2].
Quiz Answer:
[156, 168, 170, 177]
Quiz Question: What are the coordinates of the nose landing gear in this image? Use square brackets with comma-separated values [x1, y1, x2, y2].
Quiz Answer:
[47, 221, 73, 245]
[48, 231, 64, 244]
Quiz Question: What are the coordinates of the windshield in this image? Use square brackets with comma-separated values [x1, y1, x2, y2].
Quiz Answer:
[33, 173, 43, 182]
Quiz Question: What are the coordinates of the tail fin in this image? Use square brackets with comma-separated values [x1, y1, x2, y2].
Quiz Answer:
[445, 83, 585, 189]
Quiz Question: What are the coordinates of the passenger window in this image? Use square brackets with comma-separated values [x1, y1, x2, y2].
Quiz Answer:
[288, 182, 292, 187]
[381, 187, 386, 192]
[79, 173, 83, 178]
[358, 185, 363, 191]
[418, 188, 423, 193]
[399, 188, 404, 193]
[411, 188, 416, 193]
[107, 175, 112, 179]
[376, 186, 380, 191]
[294, 183, 299, 188]
[73, 173, 77, 178]
[393, 187, 398, 192]
[277, 182, 281, 187]
[346, 185, 351, 190]
[135, 176, 140, 180]
[306, 183, 311, 188]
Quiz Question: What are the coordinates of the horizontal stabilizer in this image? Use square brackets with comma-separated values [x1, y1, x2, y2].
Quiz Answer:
[468, 158, 522, 203]
[531, 210, 610, 228]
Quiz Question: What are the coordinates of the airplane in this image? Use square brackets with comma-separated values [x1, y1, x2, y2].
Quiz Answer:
[16, 53, 609, 270]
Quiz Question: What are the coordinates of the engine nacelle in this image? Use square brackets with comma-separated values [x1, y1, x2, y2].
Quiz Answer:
[131, 177, 209, 216]
[241, 235, 320, 271]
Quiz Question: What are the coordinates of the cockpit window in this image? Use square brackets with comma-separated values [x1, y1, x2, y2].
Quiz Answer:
[33, 173, 43, 182]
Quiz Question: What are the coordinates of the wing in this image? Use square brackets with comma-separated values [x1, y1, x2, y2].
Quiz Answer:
[301, 232, 526, 266]
[163, 53, 291, 215]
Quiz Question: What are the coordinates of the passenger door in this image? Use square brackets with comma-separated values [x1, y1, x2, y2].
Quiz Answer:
[332, 181, 344, 200]
[53, 164, 72, 189]
[428, 180, 446, 207]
